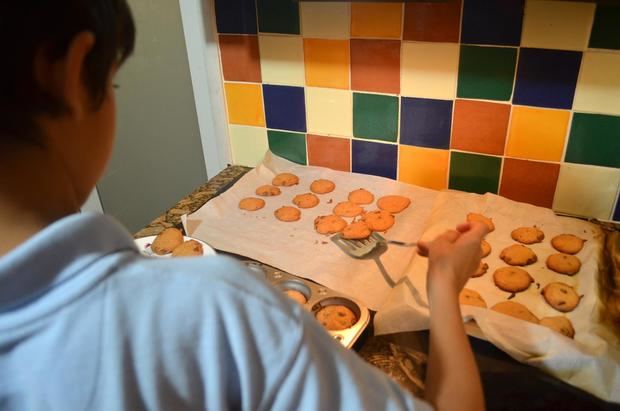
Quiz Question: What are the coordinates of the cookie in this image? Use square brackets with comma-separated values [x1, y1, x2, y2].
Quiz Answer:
[333, 201, 364, 218]
[459, 288, 487, 308]
[499, 244, 537, 266]
[539, 316, 575, 339]
[542, 282, 581, 312]
[315, 305, 357, 331]
[493, 267, 534, 293]
[151, 228, 184, 255]
[471, 261, 489, 278]
[551, 234, 586, 255]
[292, 193, 320, 209]
[239, 197, 265, 211]
[310, 179, 335, 194]
[272, 172, 299, 187]
[546, 253, 581, 276]
[377, 195, 411, 214]
[314, 215, 347, 235]
[342, 221, 372, 240]
[511, 227, 545, 245]
[362, 210, 395, 232]
[284, 290, 307, 305]
[255, 185, 281, 197]
[348, 188, 374, 205]
[481, 240, 491, 258]
[467, 213, 495, 232]
[171, 240, 204, 257]
[274, 206, 301, 222]
[491, 301, 539, 324]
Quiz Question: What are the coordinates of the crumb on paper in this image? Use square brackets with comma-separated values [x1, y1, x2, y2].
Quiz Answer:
[536, 282, 540, 289]
[289, 234, 294, 237]
[327, 199, 333, 204]
[314, 240, 319, 245]
[507, 293, 516, 300]
[321, 241, 328, 245]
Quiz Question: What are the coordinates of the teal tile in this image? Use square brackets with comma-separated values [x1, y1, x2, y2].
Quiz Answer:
[267, 130, 307, 164]
[353, 93, 399, 142]
[589, 5, 620, 50]
[449, 151, 502, 194]
[257, 0, 300, 34]
[565, 113, 620, 168]
[457, 45, 517, 101]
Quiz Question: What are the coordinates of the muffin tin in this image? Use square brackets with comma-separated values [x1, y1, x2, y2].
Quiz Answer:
[243, 260, 371, 348]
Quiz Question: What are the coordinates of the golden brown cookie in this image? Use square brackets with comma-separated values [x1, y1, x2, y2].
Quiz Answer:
[471, 261, 489, 278]
[274, 206, 301, 222]
[491, 301, 539, 324]
[292, 193, 320, 209]
[315, 305, 357, 331]
[272, 172, 299, 187]
[348, 188, 374, 205]
[467, 212, 495, 232]
[511, 227, 545, 244]
[171, 240, 204, 257]
[362, 210, 395, 232]
[493, 267, 534, 293]
[481, 240, 491, 258]
[333, 201, 364, 218]
[539, 316, 575, 339]
[314, 215, 347, 235]
[551, 234, 586, 255]
[546, 253, 581, 276]
[459, 288, 487, 308]
[255, 184, 281, 196]
[310, 179, 335, 194]
[284, 290, 307, 305]
[542, 282, 581, 312]
[342, 221, 372, 240]
[239, 197, 265, 211]
[151, 228, 184, 255]
[377, 195, 411, 214]
[499, 244, 537, 266]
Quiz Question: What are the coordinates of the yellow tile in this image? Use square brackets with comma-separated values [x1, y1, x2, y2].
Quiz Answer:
[224, 83, 265, 127]
[553, 163, 620, 220]
[301, 2, 350, 39]
[306, 87, 352, 137]
[573, 52, 620, 116]
[229, 125, 269, 167]
[401, 42, 459, 100]
[505, 106, 569, 162]
[521, 0, 595, 51]
[351, 3, 403, 39]
[304, 39, 350, 89]
[258, 36, 305, 86]
[398, 145, 449, 190]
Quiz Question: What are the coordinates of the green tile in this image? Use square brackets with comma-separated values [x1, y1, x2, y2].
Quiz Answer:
[457, 45, 517, 101]
[267, 130, 307, 164]
[449, 151, 502, 194]
[565, 113, 620, 168]
[257, 0, 300, 34]
[353, 93, 399, 142]
[589, 5, 620, 50]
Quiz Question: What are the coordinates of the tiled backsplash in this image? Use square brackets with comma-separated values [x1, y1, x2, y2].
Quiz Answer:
[214, 0, 620, 222]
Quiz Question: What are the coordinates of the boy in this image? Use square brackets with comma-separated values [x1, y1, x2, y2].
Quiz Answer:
[0, 2, 486, 410]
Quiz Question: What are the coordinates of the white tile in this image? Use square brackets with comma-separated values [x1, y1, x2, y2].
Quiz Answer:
[306, 87, 353, 137]
[258, 36, 305, 86]
[401, 42, 459, 100]
[229, 125, 269, 167]
[573, 52, 620, 116]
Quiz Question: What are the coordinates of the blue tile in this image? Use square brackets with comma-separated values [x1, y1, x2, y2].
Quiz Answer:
[401, 98, 453, 149]
[614, 196, 620, 222]
[513, 48, 581, 110]
[214, 0, 257, 34]
[263, 85, 306, 132]
[352, 140, 397, 180]
[461, 0, 524, 46]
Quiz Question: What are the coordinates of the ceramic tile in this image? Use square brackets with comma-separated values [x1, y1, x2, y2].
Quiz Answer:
[305, 88, 352, 137]
[300, 2, 350, 39]
[267, 130, 307, 165]
[521, 1, 594, 51]
[553, 163, 620, 220]
[229, 125, 269, 167]
[451, 100, 510, 156]
[352, 140, 397, 180]
[401, 42, 459, 100]
[499, 158, 560, 208]
[224, 83, 265, 127]
[400, 97, 452, 149]
[257, 0, 300, 34]
[398, 145, 449, 190]
[351, 39, 400, 94]
[353, 93, 399, 142]
[573, 52, 620, 116]
[457, 45, 517, 101]
[589, 4, 620, 50]
[307, 134, 351, 172]
[258, 36, 304, 86]
[565, 113, 620, 169]
[214, 0, 257, 34]
[513, 48, 581, 109]
[461, 0, 524, 46]
[351, 3, 403, 39]
[505, 106, 569, 162]
[303, 39, 349, 90]
[403, 1, 461, 43]
[449, 151, 502, 194]
[219, 35, 261, 82]
[262, 85, 306, 132]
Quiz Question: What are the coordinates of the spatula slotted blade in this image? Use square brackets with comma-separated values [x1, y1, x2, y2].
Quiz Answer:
[331, 232, 385, 258]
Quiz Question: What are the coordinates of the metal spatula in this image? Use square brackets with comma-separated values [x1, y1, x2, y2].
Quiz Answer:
[331, 232, 417, 258]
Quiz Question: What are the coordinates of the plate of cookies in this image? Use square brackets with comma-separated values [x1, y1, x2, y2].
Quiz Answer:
[135, 227, 216, 258]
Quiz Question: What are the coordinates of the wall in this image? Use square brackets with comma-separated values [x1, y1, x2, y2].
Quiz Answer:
[213, 0, 620, 222]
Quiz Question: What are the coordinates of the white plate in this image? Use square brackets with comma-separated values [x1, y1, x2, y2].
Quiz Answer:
[134, 235, 216, 258]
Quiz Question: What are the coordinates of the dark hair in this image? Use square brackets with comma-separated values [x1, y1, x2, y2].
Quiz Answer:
[0, 1, 135, 142]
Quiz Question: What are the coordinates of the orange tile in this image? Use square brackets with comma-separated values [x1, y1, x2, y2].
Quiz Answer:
[451, 100, 510, 155]
[304, 39, 350, 89]
[398, 145, 449, 190]
[351, 3, 403, 39]
[224, 83, 265, 127]
[403, 1, 461, 42]
[351, 39, 400, 94]
[307, 134, 350, 171]
[499, 158, 560, 208]
[219, 35, 261, 82]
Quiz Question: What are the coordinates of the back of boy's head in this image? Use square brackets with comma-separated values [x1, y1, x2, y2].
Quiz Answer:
[0, 1, 135, 143]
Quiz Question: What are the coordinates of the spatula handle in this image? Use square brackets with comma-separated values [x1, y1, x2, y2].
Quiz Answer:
[386, 240, 417, 247]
